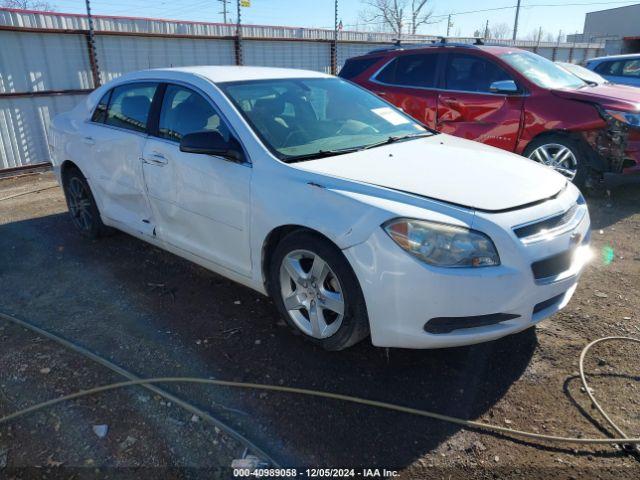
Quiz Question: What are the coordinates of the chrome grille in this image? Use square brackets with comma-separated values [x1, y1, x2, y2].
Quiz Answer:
[514, 204, 578, 239]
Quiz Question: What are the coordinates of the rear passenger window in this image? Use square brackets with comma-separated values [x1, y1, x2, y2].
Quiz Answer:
[376, 54, 439, 88]
[445, 54, 512, 93]
[105, 83, 157, 133]
[91, 91, 111, 123]
[158, 84, 229, 142]
[622, 59, 640, 78]
[339, 56, 383, 79]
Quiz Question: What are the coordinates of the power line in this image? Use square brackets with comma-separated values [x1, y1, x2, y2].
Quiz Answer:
[330, 0, 640, 30]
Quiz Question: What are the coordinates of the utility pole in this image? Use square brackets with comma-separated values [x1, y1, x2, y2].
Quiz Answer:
[219, 0, 228, 23]
[537, 26, 542, 45]
[484, 19, 489, 39]
[557, 29, 563, 45]
[331, 0, 338, 75]
[235, 0, 243, 65]
[84, 0, 100, 88]
[512, 0, 521, 40]
[446, 14, 452, 37]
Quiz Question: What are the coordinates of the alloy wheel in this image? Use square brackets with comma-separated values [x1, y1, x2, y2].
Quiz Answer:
[67, 177, 93, 232]
[279, 249, 345, 339]
[528, 143, 578, 180]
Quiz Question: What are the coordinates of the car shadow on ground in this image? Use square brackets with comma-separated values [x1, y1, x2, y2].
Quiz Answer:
[586, 184, 640, 230]
[0, 212, 538, 468]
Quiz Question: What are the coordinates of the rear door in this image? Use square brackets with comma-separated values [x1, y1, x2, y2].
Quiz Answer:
[436, 52, 524, 152]
[87, 82, 158, 234]
[367, 52, 442, 129]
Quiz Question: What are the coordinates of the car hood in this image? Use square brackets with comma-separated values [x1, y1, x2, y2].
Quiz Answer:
[552, 84, 640, 111]
[293, 134, 567, 212]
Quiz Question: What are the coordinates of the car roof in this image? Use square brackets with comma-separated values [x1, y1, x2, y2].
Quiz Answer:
[587, 53, 640, 63]
[117, 66, 331, 84]
[353, 44, 525, 59]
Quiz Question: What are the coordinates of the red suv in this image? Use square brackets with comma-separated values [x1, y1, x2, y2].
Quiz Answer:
[340, 42, 640, 187]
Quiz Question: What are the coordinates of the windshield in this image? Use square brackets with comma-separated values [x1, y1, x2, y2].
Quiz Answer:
[557, 62, 606, 85]
[219, 77, 430, 162]
[501, 51, 586, 89]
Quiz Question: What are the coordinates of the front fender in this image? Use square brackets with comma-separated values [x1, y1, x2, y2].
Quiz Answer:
[249, 165, 476, 291]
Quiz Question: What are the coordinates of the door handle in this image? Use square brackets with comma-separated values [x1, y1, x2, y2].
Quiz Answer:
[83, 136, 95, 145]
[142, 152, 168, 166]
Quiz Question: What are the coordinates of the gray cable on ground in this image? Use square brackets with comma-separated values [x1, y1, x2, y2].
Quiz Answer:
[0, 312, 279, 467]
[0, 311, 639, 465]
[0, 185, 59, 202]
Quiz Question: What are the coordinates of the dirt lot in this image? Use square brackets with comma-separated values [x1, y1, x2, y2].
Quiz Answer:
[0, 171, 639, 479]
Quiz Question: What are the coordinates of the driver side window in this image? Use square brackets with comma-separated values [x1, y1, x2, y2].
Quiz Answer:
[445, 53, 513, 93]
[158, 84, 229, 142]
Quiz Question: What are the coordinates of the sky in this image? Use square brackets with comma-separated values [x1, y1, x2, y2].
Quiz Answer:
[35, 0, 640, 40]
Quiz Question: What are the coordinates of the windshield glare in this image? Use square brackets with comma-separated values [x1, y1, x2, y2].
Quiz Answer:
[219, 78, 427, 161]
[501, 51, 586, 90]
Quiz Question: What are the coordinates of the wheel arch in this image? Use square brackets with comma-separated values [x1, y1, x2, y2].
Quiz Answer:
[59, 159, 84, 183]
[522, 129, 606, 172]
[261, 224, 344, 296]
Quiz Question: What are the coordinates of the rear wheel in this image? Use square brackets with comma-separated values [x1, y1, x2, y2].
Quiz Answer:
[269, 230, 369, 351]
[62, 168, 112, 239]
[524, 135, 588, 187]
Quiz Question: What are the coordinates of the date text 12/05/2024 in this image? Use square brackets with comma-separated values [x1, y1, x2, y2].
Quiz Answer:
[232, 468, 400, 477]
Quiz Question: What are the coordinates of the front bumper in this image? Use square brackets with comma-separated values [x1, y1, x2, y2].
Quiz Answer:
[344, 188, 591, 349]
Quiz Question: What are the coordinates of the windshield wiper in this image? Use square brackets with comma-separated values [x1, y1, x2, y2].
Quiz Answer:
[285, 131, 434, 163]
[362, 131, 434, 150]
[285, 146, 364, 163]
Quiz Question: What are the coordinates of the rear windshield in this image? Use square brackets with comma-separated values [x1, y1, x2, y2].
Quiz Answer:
[501, 51, 585, 89]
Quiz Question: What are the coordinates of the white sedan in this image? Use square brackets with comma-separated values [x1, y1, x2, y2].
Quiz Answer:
[50, 66, 591, 350]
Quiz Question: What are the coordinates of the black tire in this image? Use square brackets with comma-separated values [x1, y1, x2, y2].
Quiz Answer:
[269, 230, 369, 351]
[523, 134, 589, 188]
[62, 167, 113, 239]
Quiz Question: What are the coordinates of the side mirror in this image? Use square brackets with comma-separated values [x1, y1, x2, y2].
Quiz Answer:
[179, 131, 245, 162]
[489, 80, 519, 94]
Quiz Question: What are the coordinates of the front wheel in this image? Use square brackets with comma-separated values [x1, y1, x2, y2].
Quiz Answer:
[269, 230, 369, 351]
[524, 135, 588, 187]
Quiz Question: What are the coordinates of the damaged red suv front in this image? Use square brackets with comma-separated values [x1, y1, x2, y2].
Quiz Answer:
[548, 86, 640, 185]
[341, 45, 640, 188]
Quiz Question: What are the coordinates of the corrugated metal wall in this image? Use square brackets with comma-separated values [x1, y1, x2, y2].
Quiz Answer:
[0, 94, 86, 169]
[96, 36, 235, 83]
[0, 31, 93, 93]
[244, 40, 331, 72]
[0, 8, 606, 170]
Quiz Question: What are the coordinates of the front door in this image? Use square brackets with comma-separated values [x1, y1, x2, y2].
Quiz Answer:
[141, 83, 253, 277]
[436, 53, 524, 152]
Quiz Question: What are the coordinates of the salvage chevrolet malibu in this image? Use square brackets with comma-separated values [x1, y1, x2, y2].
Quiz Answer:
[50, 66, 591, 350]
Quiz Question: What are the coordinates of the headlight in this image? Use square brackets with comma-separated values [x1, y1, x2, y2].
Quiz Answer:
[605, 109, 640, 127]
[383, 218, 500, 267]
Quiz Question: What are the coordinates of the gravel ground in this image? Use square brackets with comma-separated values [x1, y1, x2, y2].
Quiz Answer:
[0, 171, 638, 479]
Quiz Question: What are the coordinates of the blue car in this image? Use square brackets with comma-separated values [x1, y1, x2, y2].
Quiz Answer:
[586, 54, 640, 87]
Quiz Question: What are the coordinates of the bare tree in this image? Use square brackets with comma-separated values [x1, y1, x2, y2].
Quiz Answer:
[490, 22, 510, 39]
[360, 0, 433, 36]
[526, 28, 544, 42]
[1, 0, 55, 10]
[408, 0, 432, 35]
